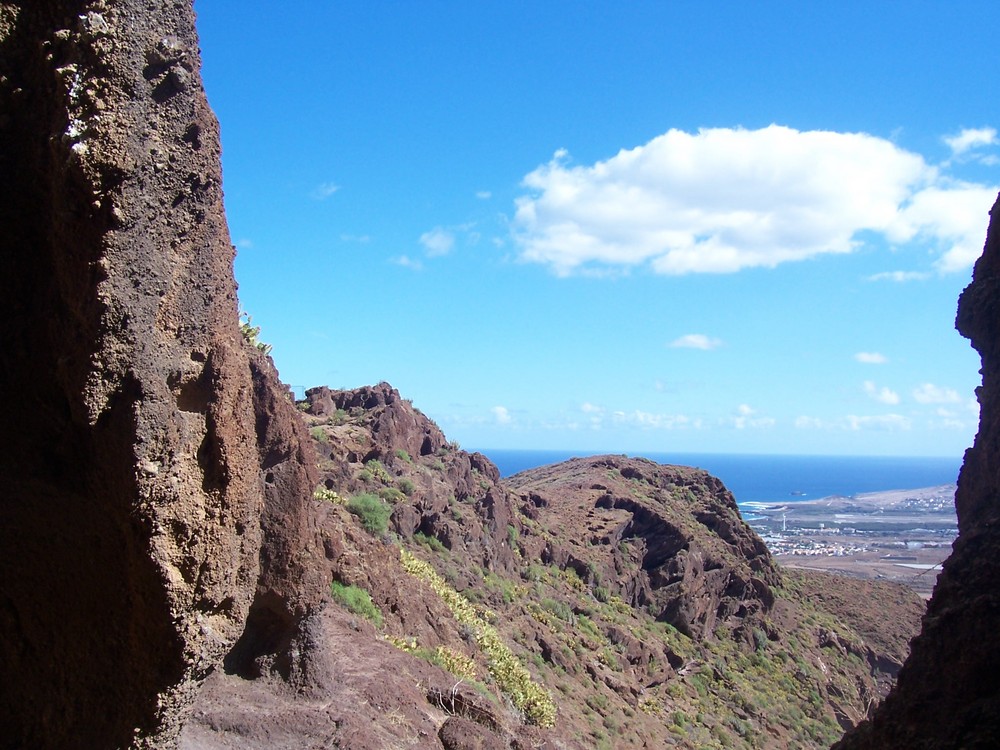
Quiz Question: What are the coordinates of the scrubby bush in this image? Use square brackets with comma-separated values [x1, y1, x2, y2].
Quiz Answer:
[378, 487, 405, 504]
[347, 493, 390, 535]
[414, 532, 446, 553]
[398, 478, 415, 496]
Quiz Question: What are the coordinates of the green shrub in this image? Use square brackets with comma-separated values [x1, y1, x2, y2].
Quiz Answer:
[347, 493, 390, 535]
[379, 487, 405, 504]
[414, 532, 446, 553]
[330, 581, 383, 626]
[394, 448, 412, 463]
[364, 459, 392, 484]
[309, 426, 329, 443]
[398, 478, 415, 496]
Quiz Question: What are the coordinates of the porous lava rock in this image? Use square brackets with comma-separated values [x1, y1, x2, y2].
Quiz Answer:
[0, 2, 317, 747]
[834, 194, 1000, 749]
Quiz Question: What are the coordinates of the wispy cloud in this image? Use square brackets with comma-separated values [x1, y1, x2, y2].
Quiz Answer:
[846, 414, 911, 431]
[512, 125, 997, 276]
[944, 127, 998, 156]
[419, 227, 455, 256]
[234, 238, 254, 249]
[855, 352, 888, 364]
[795, 414, 911, 431]
[864, 380, 901, 405]
[476, 190, 492, 200]
[866, 270, 930, 282]
[311, 182, 341, 200]
[491, 405, 512, 424]
[392, 255, 423, 271]
[912, 383, 961, 404]
[731, 404, 775, 430]
[670, 333, 722, 350]
[611, 409, 702, 430]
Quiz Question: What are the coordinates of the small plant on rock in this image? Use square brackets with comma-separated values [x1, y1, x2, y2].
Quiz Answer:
[347, 492, 390, 536]
[330, 581, 383, 626]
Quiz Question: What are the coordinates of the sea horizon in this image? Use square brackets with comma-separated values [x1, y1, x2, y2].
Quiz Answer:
[476, 448, 962, 507]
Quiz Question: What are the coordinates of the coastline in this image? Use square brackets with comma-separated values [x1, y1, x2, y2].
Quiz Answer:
[741, 484, 958, 598]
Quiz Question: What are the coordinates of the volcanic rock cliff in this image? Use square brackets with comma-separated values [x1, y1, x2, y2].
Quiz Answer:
[0, 2, 320, 746]
[833, 195, 1000, 749]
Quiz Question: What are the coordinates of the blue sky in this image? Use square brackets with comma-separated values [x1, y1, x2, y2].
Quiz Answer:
[195, 1, 998, 457]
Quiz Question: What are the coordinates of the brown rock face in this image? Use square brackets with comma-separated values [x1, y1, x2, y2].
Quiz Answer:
[508, 456, 778, 643]
[834, 196, 1000, 749]
[0, 2, 316, 747]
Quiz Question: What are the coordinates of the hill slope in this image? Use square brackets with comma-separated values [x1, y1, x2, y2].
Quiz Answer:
[183, 383, 924, 749]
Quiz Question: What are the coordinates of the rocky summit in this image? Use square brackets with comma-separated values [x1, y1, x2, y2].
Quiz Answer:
[1, 2, 999, 749]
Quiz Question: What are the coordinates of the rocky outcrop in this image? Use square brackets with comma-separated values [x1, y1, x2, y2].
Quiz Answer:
[0, 3, 317, 747]
[304, 382, 521, 577]
[834, 195, 1000, 749]
[508, 456, 778, 642]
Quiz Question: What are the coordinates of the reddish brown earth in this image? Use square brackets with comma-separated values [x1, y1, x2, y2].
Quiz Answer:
[1, 2, 996, 749]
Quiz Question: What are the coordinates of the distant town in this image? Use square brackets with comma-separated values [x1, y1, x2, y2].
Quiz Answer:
[741, 485, 958, 598]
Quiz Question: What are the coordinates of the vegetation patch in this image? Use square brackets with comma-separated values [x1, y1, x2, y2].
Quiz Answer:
[313, 486, 343, 503]
[414, 532, 447, 553]
[347, 493, 391, 536]
[400, 549, 557, 727]
[387, 636, 477, 681]
[330, 581, 383, 627]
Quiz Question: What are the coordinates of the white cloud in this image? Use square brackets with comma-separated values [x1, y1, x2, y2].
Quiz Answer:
[419, 227, 455, 256]
[340, 233, 371, 244]
[945, 127, 998, 156]
[864, 380, 901, 405]
[796, 414, 911, 431]
[887, 183, 995, 272]
[580, 402, 604, 414]
[311, 182, 340, 200]
[491, 405, 512, 424]
[670, 333, 722, 350]
[866, 270, 930, 282]
[235, 238, 254, 249]
[846, 414, 911, 431]
[476, 190, 492, 200]
[611, 410, 702, 430]
[855, 352, 888, 364]
[513, 125, 997, 276]
[912, 383, 961, 404]
[731, 404, 775, 430]
[392, 255, 423, 271]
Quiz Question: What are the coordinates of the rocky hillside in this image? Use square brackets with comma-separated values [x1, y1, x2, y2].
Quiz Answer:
[181, 383, 925, 749]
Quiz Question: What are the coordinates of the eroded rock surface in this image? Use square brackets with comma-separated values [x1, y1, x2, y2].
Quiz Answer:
[0, 2, 316, 747]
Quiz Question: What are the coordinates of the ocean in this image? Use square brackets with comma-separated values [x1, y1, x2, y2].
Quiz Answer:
[478, 449, 962, 506]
